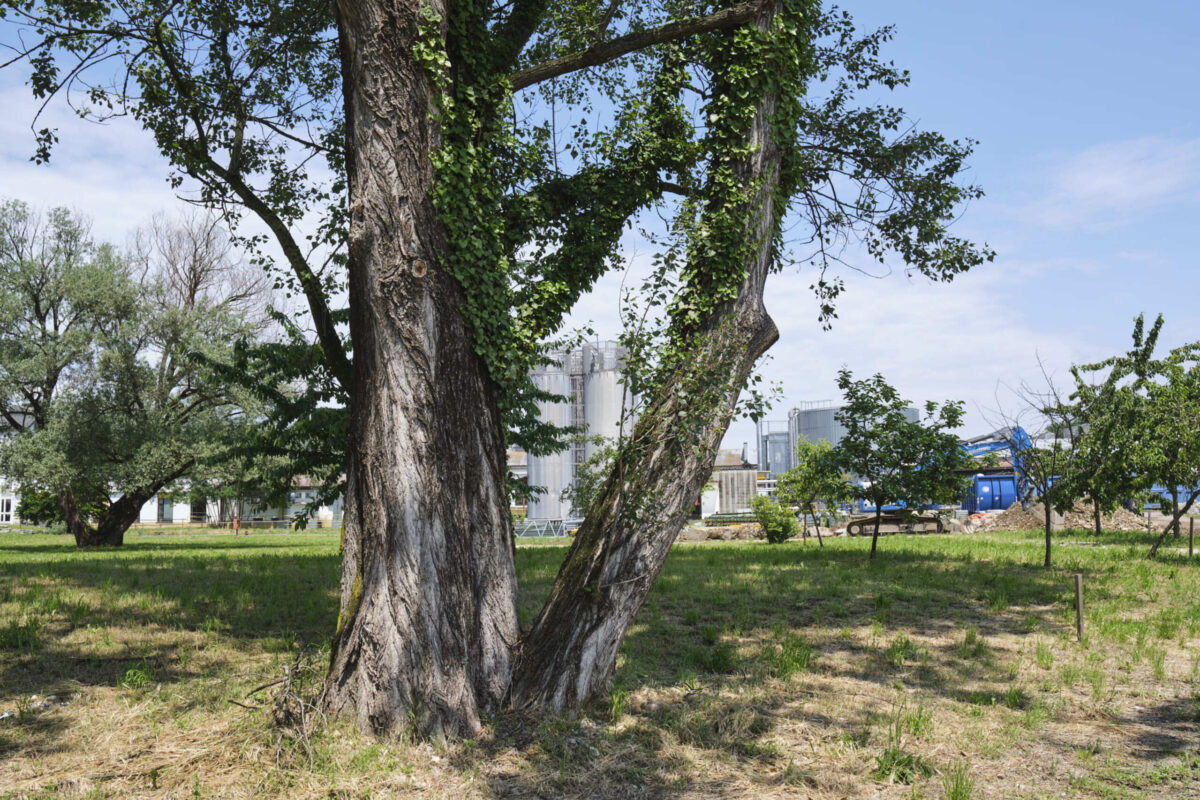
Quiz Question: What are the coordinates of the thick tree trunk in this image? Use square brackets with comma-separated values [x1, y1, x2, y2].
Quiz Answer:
[60, 490, 152, 547]
[1043, 501, 1053, 568]
[510, 313, 778, 710]
[321, 0, 519, 738]
[509, 3, 783, 710]
[1093, 503, 1101, 538]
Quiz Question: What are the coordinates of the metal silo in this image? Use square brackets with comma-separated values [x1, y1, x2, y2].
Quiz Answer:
[582, 342, 628, 461]
[788, 400, 920, 451]
[526, 355, 574, 519]
[789, 402, 846, 449]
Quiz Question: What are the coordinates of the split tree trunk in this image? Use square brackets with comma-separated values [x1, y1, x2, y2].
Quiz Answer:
[60, 489, 155, 547]
[1149, 493, 1198, 557]
[321, 0, 519, 738]
[509, 2, 784, 710]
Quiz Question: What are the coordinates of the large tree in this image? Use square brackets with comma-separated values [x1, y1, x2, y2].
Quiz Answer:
[4, 1, 991, 734]
[0, 204, 269, 545]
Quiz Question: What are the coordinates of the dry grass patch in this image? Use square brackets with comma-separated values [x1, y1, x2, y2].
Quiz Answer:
[1, 528, 1199, 799]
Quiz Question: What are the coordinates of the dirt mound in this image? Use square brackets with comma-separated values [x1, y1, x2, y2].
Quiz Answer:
[677, 524, 762, 541]
[972, 500, 1167, 533]
[973, 502, 1046, 532]
[1062, 501, 1159, 532]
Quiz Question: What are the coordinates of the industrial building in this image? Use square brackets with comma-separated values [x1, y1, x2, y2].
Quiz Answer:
[758, 421, 792, 477]
[526, 342, 632, 520]
[757, 400, 920, 475]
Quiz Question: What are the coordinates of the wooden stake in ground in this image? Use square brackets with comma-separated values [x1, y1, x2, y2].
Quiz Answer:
[1074, 573, 1085, 642]
[1190, 517, 1194, 558]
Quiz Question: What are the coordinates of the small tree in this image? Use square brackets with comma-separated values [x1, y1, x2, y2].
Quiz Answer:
[832, 370, 968, 559]
[993, 362, 1083, 569]
[1064, 319, 1157, 538]
[775, 438, 850, 546]
[1134, 341, 1200, 557]
[1065, 314, 1200, 557]
[750, 494, 798, 544]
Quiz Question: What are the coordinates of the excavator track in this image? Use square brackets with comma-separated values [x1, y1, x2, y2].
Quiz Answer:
[846, 514, 945, 536]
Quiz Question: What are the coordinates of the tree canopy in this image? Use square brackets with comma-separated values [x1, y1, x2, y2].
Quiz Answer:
[774, 437, 849, 544]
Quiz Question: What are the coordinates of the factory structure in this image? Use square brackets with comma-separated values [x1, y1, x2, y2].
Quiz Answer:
[522, 374, 928, 520]
[526, 342, 633, 520]
[757, 401, 920, 477]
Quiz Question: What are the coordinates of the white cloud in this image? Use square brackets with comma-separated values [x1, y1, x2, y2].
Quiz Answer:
[1030, 137, 1200, 229]
[0, 83, 190, 243]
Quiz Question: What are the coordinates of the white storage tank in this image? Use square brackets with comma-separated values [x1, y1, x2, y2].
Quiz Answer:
[526, 359, 574, 519]
[582, 342, 628, 460]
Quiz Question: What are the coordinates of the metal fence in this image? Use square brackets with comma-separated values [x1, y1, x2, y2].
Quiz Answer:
[514, 519, 580, 537]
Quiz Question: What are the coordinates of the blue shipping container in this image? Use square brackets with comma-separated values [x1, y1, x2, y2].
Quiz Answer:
[965, 474, 1017, 514]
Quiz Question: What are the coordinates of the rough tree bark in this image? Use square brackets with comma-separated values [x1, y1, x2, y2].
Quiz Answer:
[509, 2, 785, 710]
[320, 0, 520, 737]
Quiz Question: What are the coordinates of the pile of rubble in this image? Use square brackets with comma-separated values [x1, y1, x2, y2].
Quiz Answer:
[970, 502, 1046, 532]
[970, 500, 1165, 533]
[1061, 501, 1160, 532]
[677, 524, 762, 542]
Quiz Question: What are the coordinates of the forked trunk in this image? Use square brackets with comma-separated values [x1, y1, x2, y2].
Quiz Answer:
[61, 490, 152, 547]
[1149, 492, 1198, 557]
[510, 3, 783, 710]
[321, 0, 519, 737]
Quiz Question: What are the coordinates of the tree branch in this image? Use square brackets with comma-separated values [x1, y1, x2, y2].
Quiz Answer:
[510, 2, 760, 91]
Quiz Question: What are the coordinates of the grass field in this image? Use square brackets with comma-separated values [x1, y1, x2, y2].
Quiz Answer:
[1, 527, 1198, 799]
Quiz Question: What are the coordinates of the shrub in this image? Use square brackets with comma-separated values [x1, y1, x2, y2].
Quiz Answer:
[750, 495, 798, 544]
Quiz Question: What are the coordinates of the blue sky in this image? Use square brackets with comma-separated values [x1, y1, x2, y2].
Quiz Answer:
[2, 1, 1198, 454]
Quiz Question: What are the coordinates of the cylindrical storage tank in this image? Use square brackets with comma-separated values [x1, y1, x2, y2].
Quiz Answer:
[788, 404, 918, 450]
[582, 343, 627, 461]
[526, 361, 574, 519]
[789, 406, 847, 448]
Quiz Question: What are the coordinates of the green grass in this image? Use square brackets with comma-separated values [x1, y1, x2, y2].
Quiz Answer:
[0, 526, 1198, 799]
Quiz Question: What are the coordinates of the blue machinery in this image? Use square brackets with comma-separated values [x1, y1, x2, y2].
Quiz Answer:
[854, 426, 1034, 516]
[959, 426, 1033, 513]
